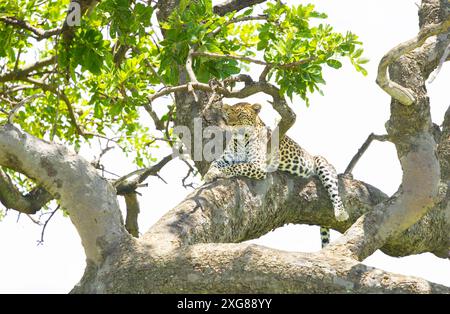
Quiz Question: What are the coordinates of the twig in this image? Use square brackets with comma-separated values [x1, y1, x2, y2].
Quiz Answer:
[114, 155, 173, 194]
[259, 65, 271, 81]
[181, 159, 197, 189]
[13, 47, 22, 73]
[164, 105, 175, 140]
[26, 214, 42, 225]
[8, 93, 45, 124]
[213, 0, 266, 16]
[202, 79, 224, 117]
[376, 16, 450, 105]
[0, 56, 57, 83]
[147, 82, 211, 104]
[5, 85, 34, 94]
[186, 48, 199, 102]
[145, 136, 176, 147]
[156, 173, 168, 184]
[131, 47, 174, 103]
[37, 205, 60, 245]
[91, 144, 114, 170]
[344, 133, 390, 175]
[86, 133, 126, 152]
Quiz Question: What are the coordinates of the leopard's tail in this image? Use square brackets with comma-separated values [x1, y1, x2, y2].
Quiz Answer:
[320, 227, 330, 248]
[313, 155, 349, 248]
[313, 155, 349, 222]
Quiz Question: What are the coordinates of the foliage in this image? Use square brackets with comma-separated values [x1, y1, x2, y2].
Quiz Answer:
[0, 0, 366, 184]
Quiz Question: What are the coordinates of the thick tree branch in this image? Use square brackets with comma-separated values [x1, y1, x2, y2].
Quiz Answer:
[330, 0, 449, 260]
[142, 170, 448, 259]
[72, 239, 449, 293]
[71, 169, 449, 292]
[0, 124, 128, 264]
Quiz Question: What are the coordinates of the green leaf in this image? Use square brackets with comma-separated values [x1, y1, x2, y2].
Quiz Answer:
[353, 48, 364, 58]
[357, 57, 369, 64]
[242, 8, 253, 16]
[326, 59, 342, 69]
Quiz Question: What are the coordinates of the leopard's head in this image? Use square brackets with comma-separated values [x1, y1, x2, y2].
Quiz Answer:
[222, 102, 264, 127]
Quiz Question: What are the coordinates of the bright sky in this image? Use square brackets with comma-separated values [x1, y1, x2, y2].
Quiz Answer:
[0, 0, 449, 293]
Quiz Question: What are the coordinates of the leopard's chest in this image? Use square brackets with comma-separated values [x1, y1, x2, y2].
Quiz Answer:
[224, 127, 268, 162]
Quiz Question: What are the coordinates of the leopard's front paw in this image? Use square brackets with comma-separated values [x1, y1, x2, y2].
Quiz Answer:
[203, 167, 226, 183]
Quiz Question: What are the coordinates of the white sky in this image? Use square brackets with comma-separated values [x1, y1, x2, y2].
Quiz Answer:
[0, 0, 449, 293]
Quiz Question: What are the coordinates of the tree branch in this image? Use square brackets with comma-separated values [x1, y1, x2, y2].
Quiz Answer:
[143, 103, 165, 131]
[72, 169, 449, 292]
[114, 155, 173, 195]
[37, 205, 60, 245]
[124, 193, 140, 237]
[148, 76, 295, 139]
[185, 48, 199, 102]
[438, 105, 450, 181]
[73, 239, 449, 293]
[376, 14, 450, 105]
[7, 93, 45, 124]
[0, 56, 57, 83]
[344, 133, 390, 174]
[147, 82, 211, 103]
[0, 17, 61, 41]
[0, 169, 53, 214]
[213, 0, 267, 16]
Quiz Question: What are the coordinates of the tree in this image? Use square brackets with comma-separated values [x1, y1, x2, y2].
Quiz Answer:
[0, 0, 449, 293]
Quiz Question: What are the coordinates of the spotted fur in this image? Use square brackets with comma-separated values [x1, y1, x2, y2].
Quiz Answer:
[204, 103, 349, 247]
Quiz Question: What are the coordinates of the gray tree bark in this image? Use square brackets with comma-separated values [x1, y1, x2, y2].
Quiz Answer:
[0, 0, 449, 293]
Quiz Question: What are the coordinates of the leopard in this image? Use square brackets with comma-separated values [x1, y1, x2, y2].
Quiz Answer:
[203, 102, 349, 247]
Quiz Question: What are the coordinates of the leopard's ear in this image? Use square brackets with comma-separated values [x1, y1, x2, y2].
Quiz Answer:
[252, 103, 262, 113]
